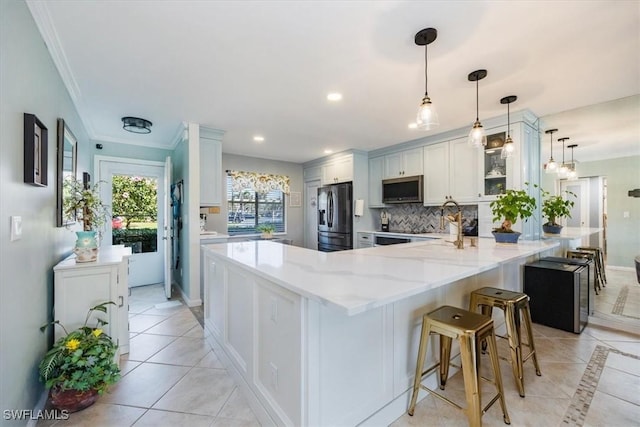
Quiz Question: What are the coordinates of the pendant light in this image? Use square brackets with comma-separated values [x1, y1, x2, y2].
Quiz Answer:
[500, 95, 517, 159]
[567, 144, 578, 180]
[468, 69, 488, 148]
[414, 28, 439, 130]
[558, 137, 570, 177]
[544, 128, 558, 173]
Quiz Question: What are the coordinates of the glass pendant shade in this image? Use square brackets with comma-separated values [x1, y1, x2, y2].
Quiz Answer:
[567, 143, 578, 180]
[544, 128, 558, 174]
[557, 137, 569, 178]
[501, 136, 515, 159]
[467, 69, 487, 148]
[500, 95, 517, 159]
[468, 120, 487, 148]
[416, 96, 439, 130]
[414, 28, 438, 131]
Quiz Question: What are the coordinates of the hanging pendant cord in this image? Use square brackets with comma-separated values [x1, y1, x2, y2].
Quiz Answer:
[507, 103, 510, 137]
[424, 45, 428, 96]
[475, 80, 479, 121]
[562, 139, 565, 164]
[550, 133, 554, 158]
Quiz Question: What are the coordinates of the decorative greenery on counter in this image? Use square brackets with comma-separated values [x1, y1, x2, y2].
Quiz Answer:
[63, 177, 110, 231]
[489, 186, 537, 233]
[539, 187, 575, 227]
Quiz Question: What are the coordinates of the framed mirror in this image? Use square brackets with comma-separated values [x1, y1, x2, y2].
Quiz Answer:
[56, 118, 78, 227]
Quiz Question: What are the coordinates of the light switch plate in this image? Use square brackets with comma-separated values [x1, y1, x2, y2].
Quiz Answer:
[10, 216, 22, 241]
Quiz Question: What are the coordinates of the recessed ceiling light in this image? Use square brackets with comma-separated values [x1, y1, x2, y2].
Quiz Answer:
[324, 149, 333, 154]
[408, 123, 418, 129]
[253, 136, 265, 142]
[327, 93, 342, 101]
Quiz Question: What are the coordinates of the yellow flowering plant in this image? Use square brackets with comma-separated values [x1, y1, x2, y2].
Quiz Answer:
[39, 302, 120, 394]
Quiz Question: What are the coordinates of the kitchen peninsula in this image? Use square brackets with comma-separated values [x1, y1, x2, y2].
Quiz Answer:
[202, 238, 559, 426]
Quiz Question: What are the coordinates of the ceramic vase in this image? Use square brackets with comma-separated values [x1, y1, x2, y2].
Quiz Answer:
[74, 231, 98, 263]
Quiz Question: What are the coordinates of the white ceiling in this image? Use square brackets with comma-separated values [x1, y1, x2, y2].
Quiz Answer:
[27, 0, 640, 164]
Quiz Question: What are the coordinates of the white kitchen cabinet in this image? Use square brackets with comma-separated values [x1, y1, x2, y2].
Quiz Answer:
[53, 245, 131, 357]
[423, 138, 479, 205]
[368, 156, 384, 208]
[304, 165, 322, 182]
[321, 154, 353, 185]
[200, 136, 222, 206]
[383, 147, 423, 179]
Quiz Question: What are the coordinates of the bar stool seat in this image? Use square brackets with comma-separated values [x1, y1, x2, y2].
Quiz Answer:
[567, 250, 601, 294]
[576, 246, 607, 287]
[469, 287, 541, 398]
[408, 305, 510, 426]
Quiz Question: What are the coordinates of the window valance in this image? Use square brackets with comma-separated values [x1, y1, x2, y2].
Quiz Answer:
[227, 170, 290, 194]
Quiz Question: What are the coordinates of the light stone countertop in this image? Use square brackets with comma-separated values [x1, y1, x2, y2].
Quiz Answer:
[541, 227, 602, 240]
[54, 244, 132, 270]
[202, 238, 559, 316]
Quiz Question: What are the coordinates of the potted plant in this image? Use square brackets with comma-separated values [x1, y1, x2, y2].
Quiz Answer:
[39, 302, 120, 412]
[63, 176, 110, 262]
[540, 187, 575, 234]
[489, 187, 537, 243]
[257, 223, 275, 239]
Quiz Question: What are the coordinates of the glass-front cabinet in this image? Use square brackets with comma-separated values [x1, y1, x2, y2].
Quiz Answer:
[483, 131, 507, 196]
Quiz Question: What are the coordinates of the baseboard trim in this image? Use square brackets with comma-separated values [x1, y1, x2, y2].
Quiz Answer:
[176, 284, 202, 307]
[607, 265, 635, 272]
[26, 389, 49, 427]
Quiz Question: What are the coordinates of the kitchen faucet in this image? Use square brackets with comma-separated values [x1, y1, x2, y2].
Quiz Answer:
[440, 199, 464, 249]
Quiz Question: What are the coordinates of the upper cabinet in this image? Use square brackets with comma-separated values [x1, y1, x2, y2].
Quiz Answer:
[200, 127, 225, 207]
[321, 154, 353, 185]
[368, 156, 384, 208]
[423, 137, 479, 205]
[383, 147, 423, 179]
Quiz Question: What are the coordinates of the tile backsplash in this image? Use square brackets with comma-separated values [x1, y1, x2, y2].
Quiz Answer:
[374, 204, 478, 234]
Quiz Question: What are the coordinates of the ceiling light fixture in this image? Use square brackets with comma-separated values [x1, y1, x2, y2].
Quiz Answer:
[253, 136, 265, 142]
[327, 93, 342, 101]
[500, 95, 517, 159]
[408, 123, 418, 129]
[121, 116, 152, 134]
[467, 69, 488, 147]
[414, 28, 439, 130]
[558, 137, 570, 177]
[544, 128, 558, 173]
[567, 144, 578, 180]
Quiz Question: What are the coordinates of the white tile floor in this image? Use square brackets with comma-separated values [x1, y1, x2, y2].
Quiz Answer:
[39, 268, 640, 426]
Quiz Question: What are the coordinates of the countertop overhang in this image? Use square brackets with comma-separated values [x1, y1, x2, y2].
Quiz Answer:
[202, 238, 559, 316]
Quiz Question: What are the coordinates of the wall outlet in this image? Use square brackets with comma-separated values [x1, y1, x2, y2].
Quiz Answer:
[623, 211, 630, 218]
[270, 297, 278, 322]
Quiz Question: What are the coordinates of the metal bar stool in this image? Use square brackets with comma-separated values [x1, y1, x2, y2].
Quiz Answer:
[408, 305, 510, 426]
[576, 246, 607, 286]
[567, 250, 601, 294]
[469, 287, 541, 398]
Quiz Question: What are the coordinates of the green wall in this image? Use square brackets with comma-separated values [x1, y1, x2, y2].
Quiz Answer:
[541, 155, 640, 268]
[0, 1, 88, 423]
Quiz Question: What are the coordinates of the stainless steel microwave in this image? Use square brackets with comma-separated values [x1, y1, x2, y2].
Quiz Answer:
[382, 175, 423, 204]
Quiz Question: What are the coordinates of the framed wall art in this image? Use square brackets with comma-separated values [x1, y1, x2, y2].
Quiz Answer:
[289, 191, 301, 207]
[24, 113, 48, 187]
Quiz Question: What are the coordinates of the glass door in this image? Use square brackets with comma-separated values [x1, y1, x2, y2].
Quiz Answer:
[483, 131, 507, 196]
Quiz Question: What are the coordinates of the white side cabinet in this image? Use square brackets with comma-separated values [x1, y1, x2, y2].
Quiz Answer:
[383, 147, 423, 179]
[357, 232, 374, 248]
[53, 245, 131, 356]
[200, 137, 222, 206]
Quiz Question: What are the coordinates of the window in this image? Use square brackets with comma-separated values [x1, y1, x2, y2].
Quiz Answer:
[227, 176, 285, 235]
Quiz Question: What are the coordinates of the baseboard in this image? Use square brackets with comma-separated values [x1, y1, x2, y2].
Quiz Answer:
[176, 284, 202, 307]
[607, 265, 635, 272]
[25, 389, 49, 427]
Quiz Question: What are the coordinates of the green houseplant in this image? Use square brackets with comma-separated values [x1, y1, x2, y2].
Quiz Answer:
[257, 223, 276, 239]
[540, 187, 575, 234]
[63, 177, 110, 262]
[489, 187, 537, 243]
[39, 302, 120, 412]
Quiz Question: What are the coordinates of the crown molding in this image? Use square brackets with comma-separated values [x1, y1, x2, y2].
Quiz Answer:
[25, 0, 97, 138]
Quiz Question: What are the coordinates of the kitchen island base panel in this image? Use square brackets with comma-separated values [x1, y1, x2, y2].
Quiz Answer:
[203, 244, 549, 426]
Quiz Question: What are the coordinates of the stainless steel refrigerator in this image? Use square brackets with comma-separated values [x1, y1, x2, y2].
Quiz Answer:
[317, 182, 353, 252]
